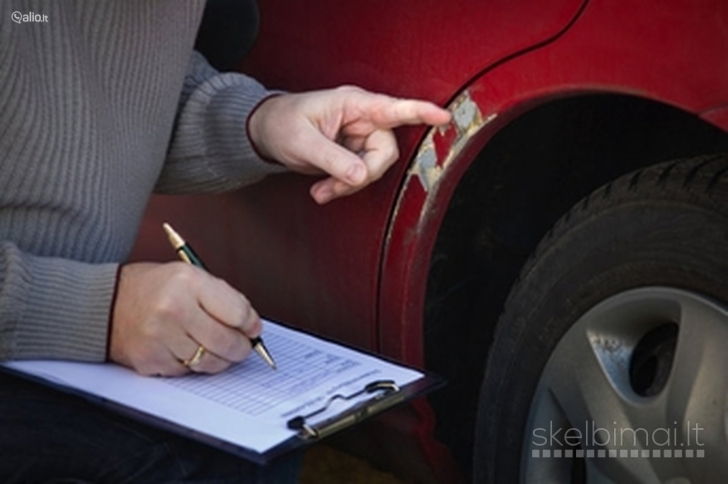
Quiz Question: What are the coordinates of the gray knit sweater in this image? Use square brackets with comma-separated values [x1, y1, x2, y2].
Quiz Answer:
[0, 1, 284, 362]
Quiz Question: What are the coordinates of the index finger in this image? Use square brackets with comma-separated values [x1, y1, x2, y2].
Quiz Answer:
[196, 273, 262, 338]
[351, 93, 452, 129]
[387, 99, 453, 127]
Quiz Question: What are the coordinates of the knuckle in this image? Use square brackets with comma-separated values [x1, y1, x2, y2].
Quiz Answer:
[203, 358, 231, 375]
[217, 334, 240, 360]
[242, 307, 261, 334]
[153, 295, 183, 322]
[218, 294, 248, 330]
[336, 85, 361, 95]
[207, 328, 247, 362]
[231, 296, 252, 326]
[171, 262, 196, 284]
[319, 148, 341, 172]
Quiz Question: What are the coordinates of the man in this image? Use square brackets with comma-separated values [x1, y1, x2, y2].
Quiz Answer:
[0, 1, 450, 482]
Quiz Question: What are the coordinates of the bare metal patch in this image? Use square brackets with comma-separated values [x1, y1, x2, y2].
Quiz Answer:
[410, 134, 440, 192]
[409, 90, 495, 193]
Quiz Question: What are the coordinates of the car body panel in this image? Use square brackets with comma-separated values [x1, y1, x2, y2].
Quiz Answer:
[134, 0, 586, 351]
[130, 0, 728, 479]
[380, 0, 728, 362]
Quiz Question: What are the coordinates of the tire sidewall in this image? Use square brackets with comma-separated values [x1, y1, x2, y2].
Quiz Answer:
[473, 158, 728, 483]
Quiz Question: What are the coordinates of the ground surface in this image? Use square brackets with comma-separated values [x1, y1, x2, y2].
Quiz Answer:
[299, 445, 409, 484]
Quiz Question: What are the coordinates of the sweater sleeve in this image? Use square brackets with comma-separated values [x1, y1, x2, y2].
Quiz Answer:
[156, 51, 287, 194]
[0, 242, 117, 362]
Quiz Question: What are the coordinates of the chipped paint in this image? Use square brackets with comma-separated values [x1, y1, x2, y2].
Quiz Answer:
[452, 92, 481, 130]
[409, 134, 440, 192]
[409, 89, 496, 193]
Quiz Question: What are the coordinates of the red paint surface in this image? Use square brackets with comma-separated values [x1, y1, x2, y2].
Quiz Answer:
[380, 0, 728, 363]
[131, 0, 728, 478]
[136, 0, 585, 348]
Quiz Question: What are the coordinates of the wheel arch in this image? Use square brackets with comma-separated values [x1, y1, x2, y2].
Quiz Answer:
[379, 0, 728, 363]
[377, 0, 728, 476]
[422, 91, 728, 469]
[379, 83, 728, 475]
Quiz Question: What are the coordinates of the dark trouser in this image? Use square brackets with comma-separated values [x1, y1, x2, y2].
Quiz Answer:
[0, 372, 301, 483]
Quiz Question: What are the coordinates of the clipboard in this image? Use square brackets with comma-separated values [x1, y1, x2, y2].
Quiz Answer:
[1, 320, 444, 465]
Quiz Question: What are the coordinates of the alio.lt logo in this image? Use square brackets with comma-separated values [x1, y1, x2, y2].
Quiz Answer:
[11, 11, 49, 24]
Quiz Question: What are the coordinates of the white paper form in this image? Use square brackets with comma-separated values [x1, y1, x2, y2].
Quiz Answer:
[3, 321, 423, 455]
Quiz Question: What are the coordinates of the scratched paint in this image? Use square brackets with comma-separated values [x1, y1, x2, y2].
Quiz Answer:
[409, 89, 496, 193]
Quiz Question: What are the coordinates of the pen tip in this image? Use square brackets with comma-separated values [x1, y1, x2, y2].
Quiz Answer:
[253, 340, 277, 370]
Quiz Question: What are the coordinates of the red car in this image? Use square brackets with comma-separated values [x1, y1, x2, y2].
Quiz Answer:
[133, 0, 728, 482]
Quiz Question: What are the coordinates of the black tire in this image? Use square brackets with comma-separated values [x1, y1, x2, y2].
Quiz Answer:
[474, 154, 728, 483]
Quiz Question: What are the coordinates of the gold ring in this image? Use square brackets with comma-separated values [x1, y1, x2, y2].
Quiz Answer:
[182, 345, 206, 368]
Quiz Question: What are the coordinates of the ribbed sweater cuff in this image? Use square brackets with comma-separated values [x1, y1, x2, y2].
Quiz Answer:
[246, 93, 285, 166]
[204, 80, 288, 178]
[161, 74, 288, 193]
[14, 256, 118, 362]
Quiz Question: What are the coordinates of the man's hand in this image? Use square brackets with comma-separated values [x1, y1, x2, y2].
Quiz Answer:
[109, 262, 261, 376]
[248, 86, 451, 204]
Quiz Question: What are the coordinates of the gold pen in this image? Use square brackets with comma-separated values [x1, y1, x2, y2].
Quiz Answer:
[163, 223, 277, 370]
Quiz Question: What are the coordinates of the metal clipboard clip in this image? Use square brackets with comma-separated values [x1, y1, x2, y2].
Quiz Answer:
[286, 380, 401, 440]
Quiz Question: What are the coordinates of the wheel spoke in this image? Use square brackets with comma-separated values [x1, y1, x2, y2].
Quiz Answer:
[524, 288, 728, 483]
[544, 324, 636, 436]
[540, 328, 661, 483]
[585, 455, 658, 484]
[667, 297, 728, 421]
[661, 297, 728, 476]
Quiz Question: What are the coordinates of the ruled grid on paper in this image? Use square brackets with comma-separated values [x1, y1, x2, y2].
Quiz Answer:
[165, 330, 361, 415]
[2, 320, 426, 455]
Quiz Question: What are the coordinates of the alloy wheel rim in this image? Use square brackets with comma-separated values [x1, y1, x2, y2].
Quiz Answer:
[521, 287, 728, 483]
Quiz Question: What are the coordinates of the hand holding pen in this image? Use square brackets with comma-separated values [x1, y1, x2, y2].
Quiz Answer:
[163, 223, 276, 370]
[108, 229, 274, 376]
